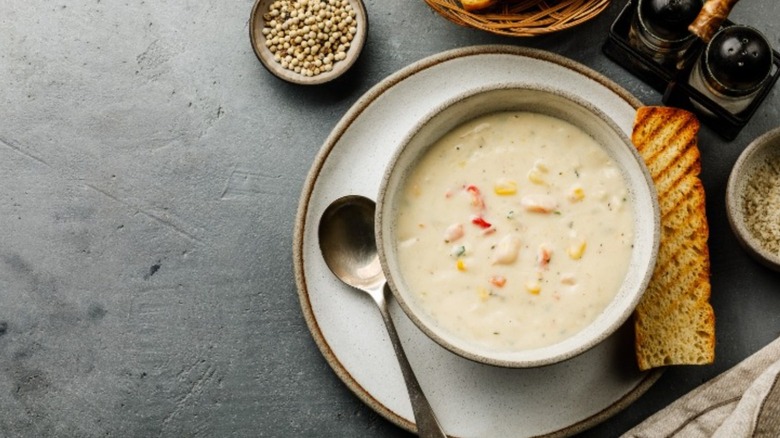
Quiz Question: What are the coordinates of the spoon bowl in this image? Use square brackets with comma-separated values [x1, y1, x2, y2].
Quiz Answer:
[318, 195, 384, 292]
[318, 195, 447, 438]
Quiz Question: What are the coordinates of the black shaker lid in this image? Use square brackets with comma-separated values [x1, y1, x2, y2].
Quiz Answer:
[641, 0, 703, 40]
[706, 25, 773, 93]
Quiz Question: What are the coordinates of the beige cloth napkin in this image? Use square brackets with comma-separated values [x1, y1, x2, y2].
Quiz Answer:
[623, 337, 780, 437]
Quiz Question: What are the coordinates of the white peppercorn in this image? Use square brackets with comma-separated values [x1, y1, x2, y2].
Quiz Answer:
[262, 0, 357, 77]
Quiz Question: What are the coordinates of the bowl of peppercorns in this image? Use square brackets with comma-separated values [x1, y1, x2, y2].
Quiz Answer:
[726, 126, 780, 271]
[250, 0, 367, 85]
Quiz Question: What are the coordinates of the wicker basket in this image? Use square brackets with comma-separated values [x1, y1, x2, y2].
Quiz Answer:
[424, 0, 611, 37]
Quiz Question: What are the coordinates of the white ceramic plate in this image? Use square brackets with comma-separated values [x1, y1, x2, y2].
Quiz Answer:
[293, 45, 662, 437]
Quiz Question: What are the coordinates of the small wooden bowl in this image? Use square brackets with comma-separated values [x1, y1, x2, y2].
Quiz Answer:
[726, 126, 780, 271]
[249, 0, 368, 85]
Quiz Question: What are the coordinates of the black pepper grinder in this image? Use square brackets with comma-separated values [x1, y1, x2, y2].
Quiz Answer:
[687, 0, 774, 114]
[628, 0, 704, 69]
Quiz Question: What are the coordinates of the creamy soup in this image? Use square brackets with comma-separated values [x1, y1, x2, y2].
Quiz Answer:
[395, 111, 634, 351]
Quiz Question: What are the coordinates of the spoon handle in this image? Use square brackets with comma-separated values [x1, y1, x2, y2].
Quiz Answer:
[373, 283, 448, 438]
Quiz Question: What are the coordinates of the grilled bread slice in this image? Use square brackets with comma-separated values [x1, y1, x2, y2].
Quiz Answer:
[632, 106, 715, 371]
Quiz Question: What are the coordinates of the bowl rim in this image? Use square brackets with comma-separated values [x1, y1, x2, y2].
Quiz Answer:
[726, 126, 780, 271]
[375, 83, 660, 368]
[248, 0, 368, 85]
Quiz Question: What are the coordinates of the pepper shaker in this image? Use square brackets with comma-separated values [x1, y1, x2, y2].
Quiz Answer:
[688, 25, 774, 114]
[628, 0, 703, 69]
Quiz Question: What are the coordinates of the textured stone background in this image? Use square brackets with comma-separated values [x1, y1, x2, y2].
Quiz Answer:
[0, 1, 778, 437]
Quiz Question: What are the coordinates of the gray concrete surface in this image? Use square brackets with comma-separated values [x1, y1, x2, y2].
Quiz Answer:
[1, 0, 779, 437]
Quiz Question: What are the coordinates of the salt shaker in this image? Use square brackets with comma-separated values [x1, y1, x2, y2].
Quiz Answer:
[628, 0, 703, 69]
[688, 25, 773, 114]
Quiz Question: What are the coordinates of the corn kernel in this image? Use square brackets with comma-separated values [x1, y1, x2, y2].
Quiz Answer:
[478, 287, 490, 302]
[456, 259, 466, 271]
[527, 169, 545, 185]
[569, 186, 585, 202]
[525, 280, 541, 295]
[567, 241, 586, 260]
[493, 179, 517, 195]
[533, 160, 549, 172]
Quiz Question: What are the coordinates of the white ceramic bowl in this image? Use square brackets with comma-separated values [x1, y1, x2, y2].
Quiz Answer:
[726, 126, 780, 271]
[375, 85, 660, 368]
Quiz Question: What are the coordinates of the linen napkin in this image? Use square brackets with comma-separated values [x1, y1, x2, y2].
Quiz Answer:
[623, 336, 780, 437]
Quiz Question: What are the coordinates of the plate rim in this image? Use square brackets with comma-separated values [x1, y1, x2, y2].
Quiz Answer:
[292, 44, 663, 437]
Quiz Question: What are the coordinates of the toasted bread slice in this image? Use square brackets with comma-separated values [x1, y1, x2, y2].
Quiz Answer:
[632, 106, 715, 371]
[461, 0, 497, 11]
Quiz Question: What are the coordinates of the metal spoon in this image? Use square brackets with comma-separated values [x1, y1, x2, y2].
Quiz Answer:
[318, 195, 447, 438]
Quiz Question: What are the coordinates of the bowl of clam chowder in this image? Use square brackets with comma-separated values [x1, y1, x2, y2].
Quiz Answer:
[376, 85, 660, 368]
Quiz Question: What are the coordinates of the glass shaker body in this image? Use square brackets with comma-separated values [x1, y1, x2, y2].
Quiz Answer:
[628, 0, 703, 69]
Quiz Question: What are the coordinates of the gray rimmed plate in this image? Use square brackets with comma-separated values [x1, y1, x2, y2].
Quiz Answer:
[293, 45, 662, 437]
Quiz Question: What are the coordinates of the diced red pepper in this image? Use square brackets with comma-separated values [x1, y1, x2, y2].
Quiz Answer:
[471, 215, 492, 229]
[538, 245, 552, 268]
[489, 276, 507, 287]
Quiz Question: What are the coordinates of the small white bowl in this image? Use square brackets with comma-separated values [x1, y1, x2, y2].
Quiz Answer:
[249, 0, 368, 85]
[375, 85, 660, 368]
[726, 127, 780, 271]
